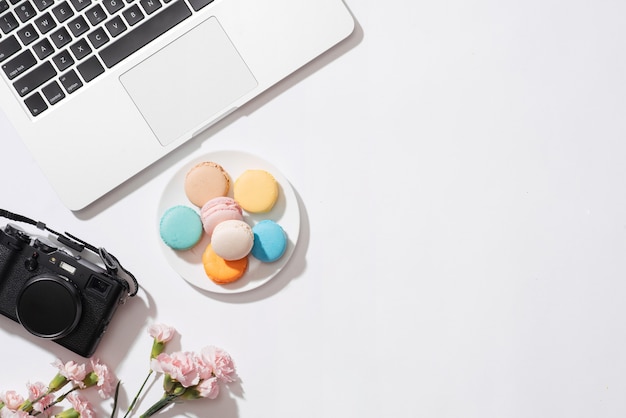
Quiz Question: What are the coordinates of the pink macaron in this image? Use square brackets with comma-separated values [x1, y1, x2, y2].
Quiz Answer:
[200, 197, 244, 238]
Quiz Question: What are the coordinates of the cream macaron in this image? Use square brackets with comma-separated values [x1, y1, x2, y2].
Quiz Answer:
[210, 219, 254, 261]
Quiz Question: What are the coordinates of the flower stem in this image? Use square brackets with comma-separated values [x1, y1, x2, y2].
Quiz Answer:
[42, 385, 79, 412]
[138, 393, 178, 418]
[110, 381, 122, 418]
[123, 369, 153, 418]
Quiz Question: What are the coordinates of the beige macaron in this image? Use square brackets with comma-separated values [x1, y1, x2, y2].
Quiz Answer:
[184, 162, 230, 207]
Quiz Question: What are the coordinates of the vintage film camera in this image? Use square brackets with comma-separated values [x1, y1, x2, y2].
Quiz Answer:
[0, 209, 138, 357]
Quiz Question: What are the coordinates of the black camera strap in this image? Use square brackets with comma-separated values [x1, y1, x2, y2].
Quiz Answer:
[0, 209, 139, 298]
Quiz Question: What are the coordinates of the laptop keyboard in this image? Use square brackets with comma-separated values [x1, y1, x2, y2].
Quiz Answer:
[0, 0, 215, 117]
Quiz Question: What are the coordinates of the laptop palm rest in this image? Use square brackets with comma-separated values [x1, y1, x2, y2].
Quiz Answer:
[119, 17, 258, 146]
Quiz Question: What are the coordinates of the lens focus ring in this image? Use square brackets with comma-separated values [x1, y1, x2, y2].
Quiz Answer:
[16, 274, 82, 340]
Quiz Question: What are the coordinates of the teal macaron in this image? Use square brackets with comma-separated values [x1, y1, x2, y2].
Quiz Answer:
[160, 205, 203, 250]
[251, 220, 287, 262]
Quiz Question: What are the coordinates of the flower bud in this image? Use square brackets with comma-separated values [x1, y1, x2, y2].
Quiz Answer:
[162, 374, 175, 393]
[162, 374, 187, 397]
[181, 388, 201, 400]
[54, 408, 80, 418]
[82, 371, 99, 388]
[19, 399, 33, 412]
[48, 373, 69, 392]
[172, 385, 186, 396]
[151, 340, 166, 359]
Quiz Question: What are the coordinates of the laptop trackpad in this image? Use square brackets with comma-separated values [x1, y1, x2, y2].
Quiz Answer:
[120, 17, 257, 146]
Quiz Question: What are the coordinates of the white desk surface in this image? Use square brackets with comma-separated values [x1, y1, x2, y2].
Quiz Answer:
[3, 1, 626, 417]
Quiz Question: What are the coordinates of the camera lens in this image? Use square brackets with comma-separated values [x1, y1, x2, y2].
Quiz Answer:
[16, 275, 82, 340]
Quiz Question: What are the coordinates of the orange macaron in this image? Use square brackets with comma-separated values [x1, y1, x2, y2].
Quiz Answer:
[201, 244, 248, 284]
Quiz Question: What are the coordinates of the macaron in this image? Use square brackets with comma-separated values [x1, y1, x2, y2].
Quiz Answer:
[184, 161, 230, 207]
[211, 219, 254, 261]
[159, 205, 203, 250]
[202, 244, 248, 284]
[200, 197, 244, 238]
[251, 220, 287, 262]
[233, 169, 278, 213]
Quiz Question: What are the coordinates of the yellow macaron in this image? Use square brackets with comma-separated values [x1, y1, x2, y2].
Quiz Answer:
[233, 169, 278, 213]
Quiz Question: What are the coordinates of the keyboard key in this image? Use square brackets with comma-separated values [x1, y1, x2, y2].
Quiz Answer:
[13, 61, 56, 96]
[87, 27, 109, 48]
[8, 0, 20, 4]
[0, 12, 18, 34]
[15, 1, 36, 23]
[122, 5, 144, 26]
[140, 0, 162, 15]
[69, 0, 91, 12]
[105, 15, 126, 37]
[0, 0, 8, 12]
[50, 27, 71, 48]
[24, 91, 47, 116]
[103, 0, 123, 14]
[188, 0, 214, 12]
[52, 1, 73, 23]
[32, 0, 53, 11]
[59, 68, 82, 93]
[0, 34, 20, 62]
[32, 37, 53, 59]
[2, 49, 36, 79]
[68, 15, 88, 37]
[42, 80, 65, 104]
[52, 48, 73, 71]
[69, 38, 91, 60]
[16, 22, 38, 45]
[100, 1, 191, 68]
[85, 4, 106, 26]
[34, 11, 56, 34]
[77, 55, 103, 82]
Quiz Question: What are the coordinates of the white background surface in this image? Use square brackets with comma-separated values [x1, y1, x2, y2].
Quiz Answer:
[3, 0, 626, 417]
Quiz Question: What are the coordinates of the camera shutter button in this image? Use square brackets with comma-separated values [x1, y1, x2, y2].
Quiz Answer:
[25, 252, 38, 271]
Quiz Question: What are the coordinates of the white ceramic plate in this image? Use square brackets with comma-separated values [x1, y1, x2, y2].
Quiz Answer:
[157, 150, 300, 293]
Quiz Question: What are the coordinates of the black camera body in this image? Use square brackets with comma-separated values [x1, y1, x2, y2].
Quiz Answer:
[0, 223, 131, 357]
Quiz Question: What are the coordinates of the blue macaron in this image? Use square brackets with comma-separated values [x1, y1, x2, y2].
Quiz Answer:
[251, 220, 287, 262]
[159, 205, 203, 250]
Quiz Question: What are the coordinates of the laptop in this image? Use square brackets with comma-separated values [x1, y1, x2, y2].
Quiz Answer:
[0, 0, 354, 210]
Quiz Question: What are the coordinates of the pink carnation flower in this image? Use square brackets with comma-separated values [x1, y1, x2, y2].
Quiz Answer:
[194, 355, 213, 381]
[52, 359, 87, 388]
[67, 393, 94, 418]
[196, 376, 220, 399]
[90, 359, 115, 399]
[148, 323, 176, 343]
[27, 381, 54, 413]
[0, 409, 31, 418]
[0, 390, 24, 410]
[150, 352, 200, 388]
[200, 346, 237, 383]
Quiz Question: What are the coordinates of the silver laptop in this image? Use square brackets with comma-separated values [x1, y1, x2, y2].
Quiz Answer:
[0, 0, 354, 210]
